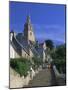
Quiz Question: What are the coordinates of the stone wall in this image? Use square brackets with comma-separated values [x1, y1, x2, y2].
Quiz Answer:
[52, 65, 66, 85]
[10, 67, 39, 88]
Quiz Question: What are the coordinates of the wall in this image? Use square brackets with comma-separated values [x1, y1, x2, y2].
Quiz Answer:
[29, 48, 34, 58]
[43, 50, 46, 62]
[10, 67, 36, 88]
[52, 65, 66, 85]
[28, 30, 35, 42]
[10, 44, 15, 58]
[21, 49, 29, 59]
[10, 44, 20, 58]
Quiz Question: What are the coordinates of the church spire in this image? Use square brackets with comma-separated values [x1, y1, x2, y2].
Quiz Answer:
[23, 15, 35, 43]
[26, 15, 31, 24]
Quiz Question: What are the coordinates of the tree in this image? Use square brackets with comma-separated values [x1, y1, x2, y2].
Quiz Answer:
[45, 40, 54, 50]
[56, 44, 66, 59]
[51, 44, 66, 73]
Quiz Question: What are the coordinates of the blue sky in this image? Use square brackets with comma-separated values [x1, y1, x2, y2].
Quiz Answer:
[9, 1, 66, 45]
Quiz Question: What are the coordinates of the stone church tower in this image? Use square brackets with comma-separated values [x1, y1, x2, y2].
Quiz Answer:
[24, 15, 35, 43]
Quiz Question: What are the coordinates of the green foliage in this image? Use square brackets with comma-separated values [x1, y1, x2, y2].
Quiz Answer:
[32, 57, 43, 70]
[51, 44, 66, 73]
[10, 57, 43, 76]
[10, 58, 31, 77]
[53, 58, 66, 73]
[45, 39, 54, 50]
[56, 44, 66, 59]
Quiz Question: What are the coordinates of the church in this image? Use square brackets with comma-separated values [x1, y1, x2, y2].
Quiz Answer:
[10, 15, 46, 62]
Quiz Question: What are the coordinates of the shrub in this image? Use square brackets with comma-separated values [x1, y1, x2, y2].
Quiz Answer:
[32, 56, 43, 70]
[51, 44, 66, 73]
[10, 58, 31, 77]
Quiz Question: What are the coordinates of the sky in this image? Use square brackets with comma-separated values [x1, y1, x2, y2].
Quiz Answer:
[9, 1, 66, 45]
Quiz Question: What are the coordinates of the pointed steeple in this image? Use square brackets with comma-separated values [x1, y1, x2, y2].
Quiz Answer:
[23, 15, 35, 43]
[26, 15, 31, 24]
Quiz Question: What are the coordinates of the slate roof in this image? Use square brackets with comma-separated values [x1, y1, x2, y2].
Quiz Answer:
[16, 33, 29, 54]
[12, 35, 29, 55]
[36, 47, 43, 57]
[16, 33, 40, 56]
[10, 32, 44, 58]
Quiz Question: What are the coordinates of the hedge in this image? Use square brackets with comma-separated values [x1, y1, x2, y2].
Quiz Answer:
[10, 58, 31, 77]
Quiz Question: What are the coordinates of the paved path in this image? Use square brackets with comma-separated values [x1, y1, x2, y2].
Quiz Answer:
[25, 68, 55, 88]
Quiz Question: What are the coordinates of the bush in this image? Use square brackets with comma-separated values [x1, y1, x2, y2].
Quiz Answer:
[51, 44, 66, 73]
[10, 58, 31, 77]
[53, 58, 66, 73]
[32, 57, 43, 70]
